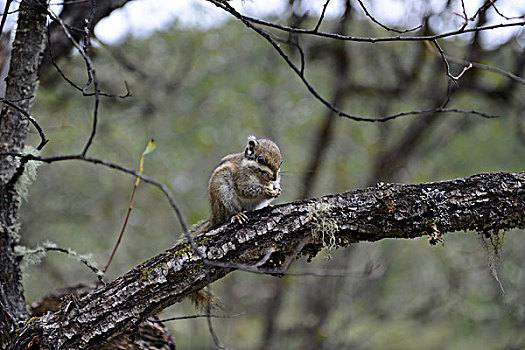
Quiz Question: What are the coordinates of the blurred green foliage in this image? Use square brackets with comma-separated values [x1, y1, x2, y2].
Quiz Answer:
[20, 14, 525, 350]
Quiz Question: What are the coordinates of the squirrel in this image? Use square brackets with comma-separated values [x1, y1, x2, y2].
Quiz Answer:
[193, 135, 282, 236]
[189, 136, 282, 308]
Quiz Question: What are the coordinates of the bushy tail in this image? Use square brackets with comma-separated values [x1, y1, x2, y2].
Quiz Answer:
[191, 220, 212, 237]
[183, 220, 221, 309]
[189, 289, 222, 310]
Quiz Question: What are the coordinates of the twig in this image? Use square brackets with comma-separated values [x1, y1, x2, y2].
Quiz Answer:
[488, 0, 525, 21]
[154, 312, 246, 323]
[0, 152, 189, 234]
[457, 0, 470, 30]
[47, 23, 131, 99]
[313, 0, 331, 32]
[44, 247, 103, 283]
[17, 245, 104, 284]
[210, 2, 525, 44]
[432, 40, 472, 86]
[272, 34, 306, 75]
[355, 0, 422, 33]
[0, 0, 12, 35]
[99, 140, 155, 285]
[446, 55, 525, 85]
[209, 1, 502, 123]
[46, 9, 100, 156]
[48, 0, 92, 6]
[0, 98, 49, 150]
[82, 0, 97, 54]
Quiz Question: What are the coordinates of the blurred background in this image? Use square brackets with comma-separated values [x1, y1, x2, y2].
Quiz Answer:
[7, 0, 525, 348]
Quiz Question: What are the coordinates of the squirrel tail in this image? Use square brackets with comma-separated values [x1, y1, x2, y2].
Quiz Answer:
[184, 220, 221, 309]
[191, 220, 212, 237]
[189, 289, 222, 310]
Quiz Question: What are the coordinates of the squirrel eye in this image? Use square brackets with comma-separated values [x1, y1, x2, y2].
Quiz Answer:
[257, 156, 264, 164]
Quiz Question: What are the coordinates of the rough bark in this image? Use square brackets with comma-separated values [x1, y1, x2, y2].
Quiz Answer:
[0, 0, 48, 341]
[9, 171, 525, 349]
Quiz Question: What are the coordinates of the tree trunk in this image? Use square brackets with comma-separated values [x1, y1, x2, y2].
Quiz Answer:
[9, 171, 525, 349]
[0, 0, 48, 341]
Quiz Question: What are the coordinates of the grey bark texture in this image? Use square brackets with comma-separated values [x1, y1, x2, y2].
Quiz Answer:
[0, 0, 48, 338]
[8, 171, 525, 349]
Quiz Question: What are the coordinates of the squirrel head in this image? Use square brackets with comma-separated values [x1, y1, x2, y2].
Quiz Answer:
[244, 136, 282, 181]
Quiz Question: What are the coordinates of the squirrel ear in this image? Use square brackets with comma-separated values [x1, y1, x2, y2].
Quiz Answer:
[245, 136, 258, 157]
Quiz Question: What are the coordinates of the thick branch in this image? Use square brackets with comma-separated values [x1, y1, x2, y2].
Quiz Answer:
[11, 171, 525, 349]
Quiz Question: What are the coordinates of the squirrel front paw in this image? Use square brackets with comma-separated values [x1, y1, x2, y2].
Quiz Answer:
[231, 212, 249, 225]
[263, 183, 281, 198]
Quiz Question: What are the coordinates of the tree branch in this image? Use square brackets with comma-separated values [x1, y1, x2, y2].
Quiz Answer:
[39, 0, 132, 75]
[10, 171, 525, 349]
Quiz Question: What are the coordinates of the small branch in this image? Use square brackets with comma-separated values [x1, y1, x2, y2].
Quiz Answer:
[99, 140, 155, 283]
[209, 1, 501, 123]
[46, 9, 100, 156]
[45, 247, 103, 282]
[446, 55, 525, 85]
[431, 39, 473, 85]
[456, 0, 470, 30]
[210, 2, 525, 43]
[0, 0, 12, 35]
[488, 0, 525, 21]
[0, 98, 49, 150]
[46, 24, 132, 99]
[0, 152, 189, 234]
[154, 312, 246, 323]
[355, 0, 422, 33]
[272, 34, 306, 75]
[17, 245, 103, 283]
[313, 0, 331, 32]
[82, 0, 97, 54]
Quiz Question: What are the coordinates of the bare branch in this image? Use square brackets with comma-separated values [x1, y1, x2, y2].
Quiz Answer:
[210, 2, 524, 43]
[0, 152, 189, 234]
[47, 23, 132, 98]
[208, 1, 500, 123]
[446, 55, 525, 85]
[0, 98, 49, 150]
[46, 8, 100, 156]
[488, 0, 525, 21]
[355, 0, 422, 33]
[313, 0, 331, 32]
[0, 0, 12, 35]
[154, 312, 246, 323]
[17, 245, 103, 283]
[431, 39, 474, 85]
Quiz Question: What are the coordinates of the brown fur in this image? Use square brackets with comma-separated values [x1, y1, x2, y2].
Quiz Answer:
[190, 137, 282, 308]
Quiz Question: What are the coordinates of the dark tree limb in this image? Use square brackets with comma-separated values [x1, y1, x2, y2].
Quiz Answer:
[9, 171, 525, 349]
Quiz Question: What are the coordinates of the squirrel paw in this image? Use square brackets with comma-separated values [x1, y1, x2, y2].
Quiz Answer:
[263, 183, 281, 198]
[231, 212, 248, 225]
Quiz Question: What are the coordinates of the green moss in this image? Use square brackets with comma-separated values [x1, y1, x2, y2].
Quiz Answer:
[1, 328, 8, 347]
[309, 203, 338, 259]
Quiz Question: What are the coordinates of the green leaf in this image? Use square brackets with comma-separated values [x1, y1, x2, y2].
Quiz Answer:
[143, 139, 156, 156]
